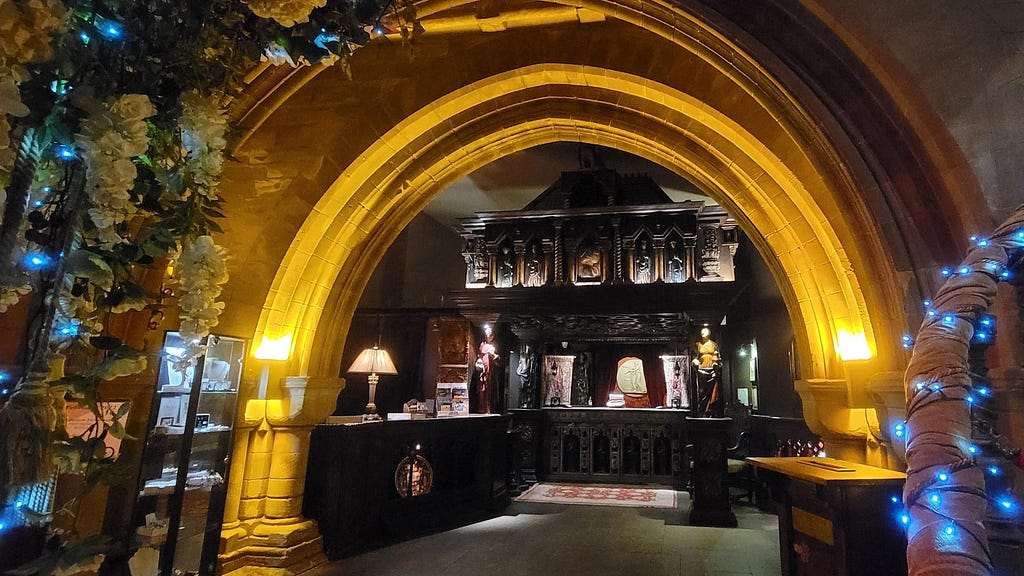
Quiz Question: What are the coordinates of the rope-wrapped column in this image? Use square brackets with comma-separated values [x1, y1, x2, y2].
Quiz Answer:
[904, 204, 1024, 576]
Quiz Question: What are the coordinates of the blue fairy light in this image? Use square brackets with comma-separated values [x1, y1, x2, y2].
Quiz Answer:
[959, 266, 971, 275]
[988, 466, 1000, 476]
[0, 389, 8, 395]
[79, 31, 90, 44]
[923, 299, 932, 307]
[927, 309, 937, 318]
[1001, 270, 1012, 280]
[57, 323, 79, 337]
[929, 493, 941, 505]
[33, 200, 43, 208]
[899, 512, 910, 526]
[977, 387, 990, 396]
[24, 252, 51, 270]
[941, 267, 953, 277]
[930, 383, 941, 392]
[314, 30, 340, 49]
[894, 422, 906, 438]
[942, 314, 956, 327]
[978, 238, 990, 247]
[902, 334, 914, 349]
[980, 317, 993, 327]
[968, 444, 979, 455]
[891, 495, 900, 504]
[966, 395, 975, 404]
[944, 525, 956, 536]
[998, 497, 1015, 511]
[55, 144, 76, 159]
[975, 331, 989, 342]
[970, 235, 978, 242]
[937, 472, 949, 482]
[1017, 231, 1024, 240]
[14, 501, 23, 508]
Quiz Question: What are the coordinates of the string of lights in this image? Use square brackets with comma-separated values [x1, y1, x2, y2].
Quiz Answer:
[896, 215, 1024, 575]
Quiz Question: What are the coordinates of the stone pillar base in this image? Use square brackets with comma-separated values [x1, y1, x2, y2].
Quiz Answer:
[220, 520, 327, 576]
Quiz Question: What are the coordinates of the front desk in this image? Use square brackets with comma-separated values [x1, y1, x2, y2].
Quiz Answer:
[512, 408, 736, 526]
[748, 457, 907, 576]
[303, 415, 509, 559]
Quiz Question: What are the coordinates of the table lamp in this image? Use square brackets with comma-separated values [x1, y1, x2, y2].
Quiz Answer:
[348, 345, 397, 421]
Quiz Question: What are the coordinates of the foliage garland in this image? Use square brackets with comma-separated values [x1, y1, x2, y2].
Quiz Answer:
[0, 0, 418, 572]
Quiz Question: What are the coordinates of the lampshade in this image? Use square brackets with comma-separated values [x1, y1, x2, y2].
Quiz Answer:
[348, 346, 398, 375]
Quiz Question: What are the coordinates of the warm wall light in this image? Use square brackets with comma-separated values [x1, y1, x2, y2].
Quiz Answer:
[837, 330, 872, 361]
[254, 333, 293, 361]
[254, 334, 293, 399]
[348, 346, 398, 421]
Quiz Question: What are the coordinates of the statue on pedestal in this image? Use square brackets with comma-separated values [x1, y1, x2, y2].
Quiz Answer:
[498, 246, 515, 287]
[635, 239, 652, 284]
[516, 344, 537, 408]
[692, 327, 723, 417]
[525, 245, 544, 287]
[475, 325, 500, 413]
[667, 240, 684, 283]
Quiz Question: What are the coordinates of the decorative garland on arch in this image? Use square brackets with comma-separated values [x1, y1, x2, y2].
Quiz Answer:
[899, 204, 1024, 575]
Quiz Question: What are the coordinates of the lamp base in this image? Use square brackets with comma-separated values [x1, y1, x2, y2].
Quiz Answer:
[362, 411, 382, 422]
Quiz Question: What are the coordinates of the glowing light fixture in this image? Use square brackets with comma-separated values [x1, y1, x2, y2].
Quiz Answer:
[837, 330, 871, 361]
[348, 346, 397, 421]
[254, 334, 292, 361]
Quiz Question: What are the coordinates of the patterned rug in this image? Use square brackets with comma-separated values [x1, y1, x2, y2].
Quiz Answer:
[516, 483, 678, 508]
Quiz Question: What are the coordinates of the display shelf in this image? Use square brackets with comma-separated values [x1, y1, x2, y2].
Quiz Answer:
[132, 332, 246, 576]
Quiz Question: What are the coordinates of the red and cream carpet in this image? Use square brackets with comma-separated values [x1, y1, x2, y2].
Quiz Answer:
[515, 483, 678, 508]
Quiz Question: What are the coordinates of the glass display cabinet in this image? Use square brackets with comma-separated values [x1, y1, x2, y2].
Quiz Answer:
[134, 332, 246, 576]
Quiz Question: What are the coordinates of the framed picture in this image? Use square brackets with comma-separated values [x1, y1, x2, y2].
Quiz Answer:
[159, 416, 175, 426]
[195, 413, 210, 428]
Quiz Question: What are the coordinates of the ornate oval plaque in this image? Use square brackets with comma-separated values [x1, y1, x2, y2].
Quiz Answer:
[395, 453, 434, 498]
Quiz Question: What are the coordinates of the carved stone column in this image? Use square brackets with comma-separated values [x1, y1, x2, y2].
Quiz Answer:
[612, 218, 622, 284]
[683, 236, 697, 281]
[514, 243, 526, 287]
[653, 238, 666, 282]
[220, 375, 340, 576]
[553, 222, 564, 286]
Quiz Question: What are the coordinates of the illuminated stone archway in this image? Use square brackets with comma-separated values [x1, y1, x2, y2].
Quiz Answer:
[223, 65, 898, 559]
[258, 65, 886, 381]
[214, 2, 984, 572]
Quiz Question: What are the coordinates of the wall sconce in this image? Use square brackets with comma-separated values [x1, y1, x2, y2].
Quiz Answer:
[348, 346, 397, 421]
[837, 330, 872, 361]
[254, 334, 293, 398]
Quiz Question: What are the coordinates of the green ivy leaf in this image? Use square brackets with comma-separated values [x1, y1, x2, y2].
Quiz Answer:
[65, 249, 115, 291]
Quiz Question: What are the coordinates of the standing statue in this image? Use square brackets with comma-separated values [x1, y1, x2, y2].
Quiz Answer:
[635, 239, 652, 284]
[475, 325, 501, 413]
[516, 344, 537, 408]
[667, 240, 684, 283]
[571, 352, 592, 406]
[525, 245, 544, 287]
[498, 246, 515, 287]
[692, 327, 723, 417]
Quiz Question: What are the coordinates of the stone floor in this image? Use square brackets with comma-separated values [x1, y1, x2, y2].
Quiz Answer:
[315, 493, 782, 576]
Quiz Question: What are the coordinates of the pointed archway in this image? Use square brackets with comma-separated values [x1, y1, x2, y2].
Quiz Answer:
[210, 1, 985, 572]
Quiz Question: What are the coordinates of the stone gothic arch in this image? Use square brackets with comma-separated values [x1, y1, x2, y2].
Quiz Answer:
[210, 1, 988, 572]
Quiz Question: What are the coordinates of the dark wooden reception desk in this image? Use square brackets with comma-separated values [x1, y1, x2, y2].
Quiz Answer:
[302, 415, 509, 559]
[748, 457, 907, 576]
[511, 408, 736, 526]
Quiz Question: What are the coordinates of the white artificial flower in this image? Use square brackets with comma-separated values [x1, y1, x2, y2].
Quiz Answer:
[0, 281, 31, 313]
[244, 0, 326, 27]
[109, 93, 156, 122]
[175, 236, 229, 345]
